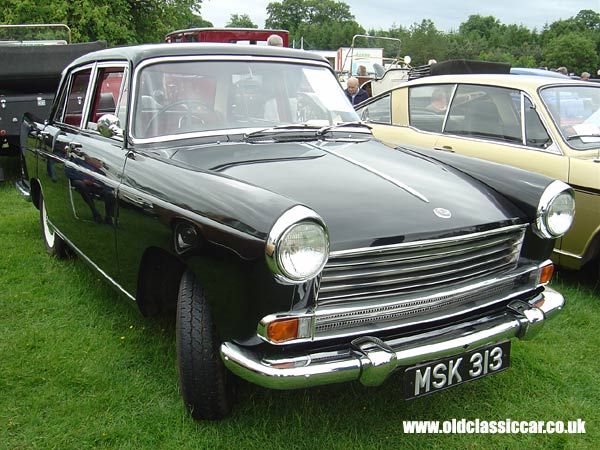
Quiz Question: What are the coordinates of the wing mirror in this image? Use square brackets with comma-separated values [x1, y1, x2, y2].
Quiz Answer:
[360, 108, 369, 121]
[97, 114, 123, 138]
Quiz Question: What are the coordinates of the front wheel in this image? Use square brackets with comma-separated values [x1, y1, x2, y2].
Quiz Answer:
[176, 270, 233, 420]
[39, 194, 69, 258]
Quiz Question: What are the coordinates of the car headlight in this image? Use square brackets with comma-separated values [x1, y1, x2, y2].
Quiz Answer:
[534, 180, 575, 239]
[266, 206, 329, 284]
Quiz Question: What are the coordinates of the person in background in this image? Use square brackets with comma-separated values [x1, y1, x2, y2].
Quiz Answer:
[556, 66, 568, 76]
[581, 72, 591, 81]
[428, 59, 437, 65]
[344, 77, 369, 105]
[425, 87, 448, 114]
[267, 34, 283, 47]
[356, 65, 367, 76]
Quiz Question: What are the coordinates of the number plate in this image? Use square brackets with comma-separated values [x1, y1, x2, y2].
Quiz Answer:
[403, 341, 511, 399]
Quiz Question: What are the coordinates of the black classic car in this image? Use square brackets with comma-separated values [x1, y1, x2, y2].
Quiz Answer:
[16, 44, 575, 420]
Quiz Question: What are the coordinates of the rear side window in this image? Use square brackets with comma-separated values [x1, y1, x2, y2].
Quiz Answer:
[56, 68, 92, 127]
[86, 67, 126, 130]
[409, 85, 453, 132]
[445, 84, 522, 143]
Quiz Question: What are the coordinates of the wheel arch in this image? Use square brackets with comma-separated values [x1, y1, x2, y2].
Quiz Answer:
[583, 227, 600, 268]
[136, 246, 186, 317]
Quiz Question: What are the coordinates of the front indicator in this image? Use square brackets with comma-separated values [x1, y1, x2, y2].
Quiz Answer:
[539, 262, 554, 285]
[261, 315, 313, 344]
[267, 318, 299, 343]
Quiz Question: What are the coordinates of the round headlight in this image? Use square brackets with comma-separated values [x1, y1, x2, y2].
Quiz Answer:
[535, 181, 575, 239]
[266, 206, 330, 284]
[277, 221, 329, 281]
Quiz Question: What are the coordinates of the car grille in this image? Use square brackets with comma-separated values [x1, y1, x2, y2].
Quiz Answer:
[318, 224, 526, 306]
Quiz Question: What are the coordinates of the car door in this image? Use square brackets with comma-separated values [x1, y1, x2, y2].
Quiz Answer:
[62, 63, 129, 279]
[433, 84, 569, 181]
[359, 85, 450, 150]
[37, 65, 94, 243]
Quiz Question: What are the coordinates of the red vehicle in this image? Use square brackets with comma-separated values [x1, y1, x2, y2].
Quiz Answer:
[165, 28, 289, 47]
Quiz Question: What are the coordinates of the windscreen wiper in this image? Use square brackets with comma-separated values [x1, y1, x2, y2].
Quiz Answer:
[244, 124, 321, 142]
[316, 121, 372, 136]
[566, 133, 600, 141]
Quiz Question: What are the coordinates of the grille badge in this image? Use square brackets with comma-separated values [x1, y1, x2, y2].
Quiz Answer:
[433, 207, 452, 219]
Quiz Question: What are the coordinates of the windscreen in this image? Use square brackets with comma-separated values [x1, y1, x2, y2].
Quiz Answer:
[540, 85, 600, 150]
[133, 60, 359, 139]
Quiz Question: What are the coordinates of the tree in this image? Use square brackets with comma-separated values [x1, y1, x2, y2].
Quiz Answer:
[226, 14, 258, 28]
[459, 14, 502, 44]
[266, 0, 360, 49]
[543, 32, 599, 74]
[295, 20, 363, 50]
[0, 0, 208, 45]
[402, 19, 445, 66]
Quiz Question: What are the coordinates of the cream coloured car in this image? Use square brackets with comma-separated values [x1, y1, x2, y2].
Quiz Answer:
[357, 74, 600, 272]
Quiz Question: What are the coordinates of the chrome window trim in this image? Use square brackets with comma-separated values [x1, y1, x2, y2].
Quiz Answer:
[55, 62, 96, 128]
[521, 91, 562, 155]
[83, 61, 129, 139]
[129, 55, 333, 145]
[441, 83, 458, 131]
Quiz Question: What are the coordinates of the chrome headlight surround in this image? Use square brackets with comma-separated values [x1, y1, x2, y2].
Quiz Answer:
[534, 180, 575, 239]
[266, 205, 330, 284]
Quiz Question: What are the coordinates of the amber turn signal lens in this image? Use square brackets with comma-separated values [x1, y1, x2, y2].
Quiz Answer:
[267, 318, 299, 343]
[539, 263, 554, 284]
[533, 298, 546, 308]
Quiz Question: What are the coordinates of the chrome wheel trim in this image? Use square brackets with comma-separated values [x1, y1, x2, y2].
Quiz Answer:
[41, 200, 56, 248]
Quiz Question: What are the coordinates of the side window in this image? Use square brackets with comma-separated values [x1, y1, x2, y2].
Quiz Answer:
[409, 85, 453, 132]
[116, 71, 129, 130]
[524, 97, 552, 149]
[86, 67, 126, 131]
[61, 68, 92, 127]
[53, 82, 70, 123]
[445, 84, 522, 143]
[358, 95, 390, 124]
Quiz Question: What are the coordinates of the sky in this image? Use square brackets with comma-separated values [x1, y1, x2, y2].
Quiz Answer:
[200, 0, 600, 33]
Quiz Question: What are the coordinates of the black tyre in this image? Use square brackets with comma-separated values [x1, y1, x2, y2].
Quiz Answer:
[176, 270, 233, 420]
[39, 194, 69, 258]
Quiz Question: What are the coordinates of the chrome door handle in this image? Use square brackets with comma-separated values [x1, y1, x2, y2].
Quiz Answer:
[434, 146, 454, 152]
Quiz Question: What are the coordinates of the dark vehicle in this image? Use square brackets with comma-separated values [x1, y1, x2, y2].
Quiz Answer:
[165, 27, 289, 47]
[17, 44, 574, 420]
[0, 24, 105, 179]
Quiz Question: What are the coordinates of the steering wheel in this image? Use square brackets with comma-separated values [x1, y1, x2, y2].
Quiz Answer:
[144, 100, 212, 136]
[296, 92, 333, 124]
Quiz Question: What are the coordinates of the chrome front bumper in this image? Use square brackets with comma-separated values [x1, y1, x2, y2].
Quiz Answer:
[15, 180, 31, 202]
[221, 287, 564, 390]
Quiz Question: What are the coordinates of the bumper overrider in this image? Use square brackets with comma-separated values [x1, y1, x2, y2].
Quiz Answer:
[220, 287, 564, 390]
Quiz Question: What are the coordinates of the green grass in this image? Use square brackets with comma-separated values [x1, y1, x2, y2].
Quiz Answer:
[1, 165, 599, 449]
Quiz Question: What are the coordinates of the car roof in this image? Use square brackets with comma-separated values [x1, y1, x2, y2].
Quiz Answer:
[509, 67, 570, 78]
[68, 43, 328, 68]
[403, 73, 592, 91]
